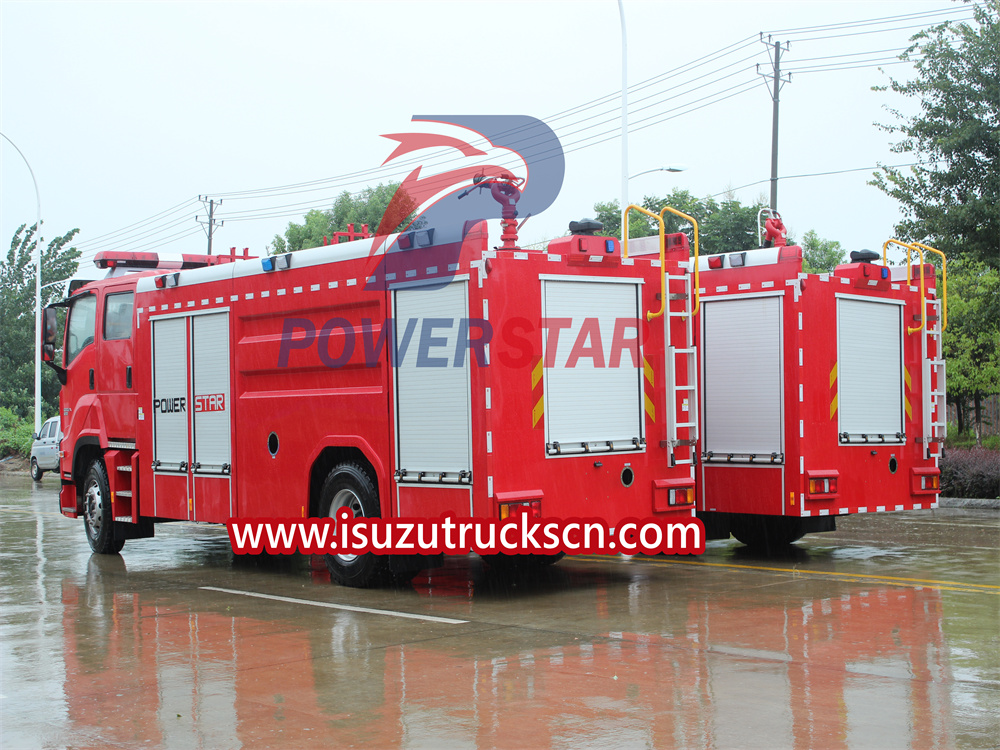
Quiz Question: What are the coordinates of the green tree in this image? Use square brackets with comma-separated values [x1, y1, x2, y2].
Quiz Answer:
[942, 261, 999, 445]
[594, 189, 766, 255]
[871, 2, 1000, 267]
[269, 182, 416, 254]
[0, 223, 80, 423]
[800, 230, 846, 274]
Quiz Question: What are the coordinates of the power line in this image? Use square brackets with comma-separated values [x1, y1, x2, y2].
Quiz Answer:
[76, 6, 962, 255]
[712, 161, 936, 197]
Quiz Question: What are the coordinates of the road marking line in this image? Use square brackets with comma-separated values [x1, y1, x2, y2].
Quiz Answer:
[576, 556, 1000, 591]
[200, 586, 468, 624]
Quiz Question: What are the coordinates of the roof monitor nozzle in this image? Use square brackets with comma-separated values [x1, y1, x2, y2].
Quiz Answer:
[850, 249, 881, 264]
[569, 219, 603, 236]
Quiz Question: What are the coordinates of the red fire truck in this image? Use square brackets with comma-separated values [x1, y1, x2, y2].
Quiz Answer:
[633, 209, 945, 548]
[43, 209, 699, 586]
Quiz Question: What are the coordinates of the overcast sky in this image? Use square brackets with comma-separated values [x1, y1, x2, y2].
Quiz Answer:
[1, 1, 977, 275]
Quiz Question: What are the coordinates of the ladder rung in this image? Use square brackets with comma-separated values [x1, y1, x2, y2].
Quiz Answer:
[675, 422, 697, 428]
[673, 385, 697, 391]
[674, 348, 697, 355]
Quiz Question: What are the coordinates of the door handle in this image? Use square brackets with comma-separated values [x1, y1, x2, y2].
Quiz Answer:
[126, 366, 132, 389]
[89, 369, 94, 390]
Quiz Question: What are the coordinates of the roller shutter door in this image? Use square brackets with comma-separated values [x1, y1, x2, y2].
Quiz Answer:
[543, 279, 643, 452]
[837, 297, 903, 441]
[394, 281, 471, 478]
[702, 296, 783, 457]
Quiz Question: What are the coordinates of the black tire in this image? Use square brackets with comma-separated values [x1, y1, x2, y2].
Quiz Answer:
[30, 457, 43, 482]
[321, 463, 393, 588]
[83, 459, 124, 554]
[730, 515, 805, 552]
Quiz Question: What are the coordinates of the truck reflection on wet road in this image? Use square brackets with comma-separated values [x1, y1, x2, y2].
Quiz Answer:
[2, 473, 997, 748]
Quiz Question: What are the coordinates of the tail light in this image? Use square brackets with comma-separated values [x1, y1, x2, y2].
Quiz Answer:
[499, 500, 541, 519]
[669, 487, 694, 506]
[806, 470, 840, 499]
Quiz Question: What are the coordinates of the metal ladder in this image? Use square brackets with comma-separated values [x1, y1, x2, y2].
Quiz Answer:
[664, 271, 699, 466]
[922, 296, 947, 459]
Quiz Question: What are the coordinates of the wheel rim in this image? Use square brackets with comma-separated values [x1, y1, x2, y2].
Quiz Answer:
[328, 487, 364, 564]
[84, 478, 103, 539]
[31, 458, 39, 477]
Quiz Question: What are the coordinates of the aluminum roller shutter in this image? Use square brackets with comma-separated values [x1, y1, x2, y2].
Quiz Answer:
[702, 296, 783, 456]
[152, 317, 189, 468]
[837, 297, 903, 440]
[394, 281, 471, 477]
[543, 279, 643, 450]
[192, 313, 231, 471]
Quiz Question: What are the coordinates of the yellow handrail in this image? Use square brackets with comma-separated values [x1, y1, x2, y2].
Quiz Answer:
[660, 206, 700, 317]
[622, 204, 666, 321]
[911, 242, 947, 331]
[882, 238, 925, 334]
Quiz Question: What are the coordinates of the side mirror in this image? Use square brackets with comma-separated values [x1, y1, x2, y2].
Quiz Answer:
[41, 343, 55, 362]
[43, 307, 59, 346]
[32, 432, 39, 441]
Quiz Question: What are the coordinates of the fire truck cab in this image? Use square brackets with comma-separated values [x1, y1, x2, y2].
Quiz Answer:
[45, 218, 699, 586]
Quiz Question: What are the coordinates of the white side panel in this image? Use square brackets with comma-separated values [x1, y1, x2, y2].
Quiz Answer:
[192, 313, 231, 471]
[152, 317, 189, 468]
[838, 298, 903, 438]
[543, 280, 643, 448]
[702, 296, 783, 455]
[394, 281, 471, 475]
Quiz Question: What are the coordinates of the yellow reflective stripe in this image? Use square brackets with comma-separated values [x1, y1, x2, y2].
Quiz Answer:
[904, 367, 912, 391]
[532, 396, 544, 427]
[829, 362, 838, 388]
[644, 393, 655, 421]
[830, 393, 838, 419]
[643, 358, 654, 386]
[531, 358, 543, 390]
[905, 397, 912, 420]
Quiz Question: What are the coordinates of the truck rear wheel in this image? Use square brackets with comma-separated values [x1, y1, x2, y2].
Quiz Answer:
[730, 515, 805, 552]
[83, 459, 125, 554]
[321, 463, 393, 588]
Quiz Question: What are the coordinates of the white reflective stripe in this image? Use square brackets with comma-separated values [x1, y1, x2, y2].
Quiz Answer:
[542, 279, 643, 447]
[837, 298, 903, 437]
[152, 317, 188, 465]
[395, 281, 471, 475]
[702, 296, 782, 455]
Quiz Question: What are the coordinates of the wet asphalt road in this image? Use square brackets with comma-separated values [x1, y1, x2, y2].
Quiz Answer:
[1, 472, 998, 749]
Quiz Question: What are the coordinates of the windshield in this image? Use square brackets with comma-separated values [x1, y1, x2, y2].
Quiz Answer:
[66, 294, 97, 365]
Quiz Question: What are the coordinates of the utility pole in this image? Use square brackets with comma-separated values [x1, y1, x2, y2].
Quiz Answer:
[757, 36, 791, 212]
[197, 195, 223, 255]
[618, 0, 629, 241]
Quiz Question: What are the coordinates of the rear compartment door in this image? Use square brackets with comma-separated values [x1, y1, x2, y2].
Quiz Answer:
[701, 294, 783, 459]
[541, 277, 644, 454]
[836, 296, 904, 443]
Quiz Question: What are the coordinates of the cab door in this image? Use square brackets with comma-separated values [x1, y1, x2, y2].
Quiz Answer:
[96, 286, 136, 439]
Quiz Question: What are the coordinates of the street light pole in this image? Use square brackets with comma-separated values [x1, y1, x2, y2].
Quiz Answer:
[618, 0, 628, 240]
[1, 132, 43, 433]
[629, 166, 688, 181]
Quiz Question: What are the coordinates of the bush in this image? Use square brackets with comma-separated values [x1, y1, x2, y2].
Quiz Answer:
[0, 407, 36, 458]
[940, 448, 1000, 499]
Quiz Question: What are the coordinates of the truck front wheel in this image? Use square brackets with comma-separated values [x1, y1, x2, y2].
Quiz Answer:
[83, 459, 125, 554]
[321, 463, 392, 588]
